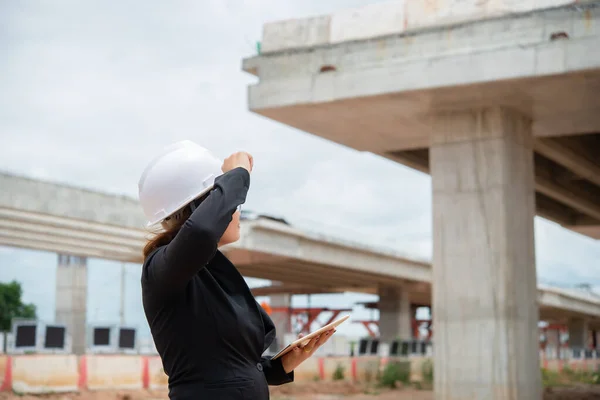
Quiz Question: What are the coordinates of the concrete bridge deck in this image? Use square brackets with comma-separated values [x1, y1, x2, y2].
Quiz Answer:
[242, 1, 600, 240]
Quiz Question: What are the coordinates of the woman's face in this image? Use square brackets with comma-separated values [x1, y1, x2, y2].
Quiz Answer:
[218, 209, 241, 247]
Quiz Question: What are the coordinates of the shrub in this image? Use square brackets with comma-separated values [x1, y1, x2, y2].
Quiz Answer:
[379, 360, 411, 388]
[333, 363, 345, 381]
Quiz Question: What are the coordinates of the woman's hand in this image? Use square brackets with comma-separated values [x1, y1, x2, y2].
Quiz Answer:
[222, 152, 253, 174]
[281, 329, 336, 374]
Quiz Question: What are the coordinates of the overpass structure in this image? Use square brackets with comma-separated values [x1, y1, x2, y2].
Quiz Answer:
[1, 171, 599, 353]
[240, 1, 600, 398]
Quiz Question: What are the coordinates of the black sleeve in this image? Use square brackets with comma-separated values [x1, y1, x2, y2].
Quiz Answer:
[260, 356, 294, 386]
[142, 167, 250, 292]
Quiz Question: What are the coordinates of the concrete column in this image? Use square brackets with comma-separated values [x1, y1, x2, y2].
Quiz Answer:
[55, 254, 88, 355]
[269, 293, 292, 349]
[546, 328, 560, 359]
[568, 318, 589, 349]
[410, 304, 419, 339]
[378, 286, 411, 343]
[430, 108, 541, 399]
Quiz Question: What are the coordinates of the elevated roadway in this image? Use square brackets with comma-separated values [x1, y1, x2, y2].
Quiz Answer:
[1, 171, 599, 325]
[242, 1, 600, 240]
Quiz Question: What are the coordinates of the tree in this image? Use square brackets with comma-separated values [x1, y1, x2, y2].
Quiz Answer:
[0, 280, 37, 332]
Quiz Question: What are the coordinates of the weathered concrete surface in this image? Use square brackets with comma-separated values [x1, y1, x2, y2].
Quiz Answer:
[260, 0, 598, 53]
[431, 108, 541, 399]
[85, 355, 143, 390]
[246, 6, 600, 143]
[11, 355, 79, 394]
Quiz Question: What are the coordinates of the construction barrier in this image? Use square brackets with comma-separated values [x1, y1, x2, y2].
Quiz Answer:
[11, 355, 78, 394]
[292, 357, 320, 382]
[146, 356, 168, 389]
[0, 353, 597, 393]
[0, 356, 10, 391]
[321, 356, 353, 381]
[354, 356, 381, 383]
[84, 355, 143, 390]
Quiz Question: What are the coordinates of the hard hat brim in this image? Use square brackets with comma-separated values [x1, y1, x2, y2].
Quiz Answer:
[145, 183, 216, 228]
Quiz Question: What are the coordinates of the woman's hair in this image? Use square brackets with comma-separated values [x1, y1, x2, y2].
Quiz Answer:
[142, 191, 210, 259]
[143, 206, 191, 259]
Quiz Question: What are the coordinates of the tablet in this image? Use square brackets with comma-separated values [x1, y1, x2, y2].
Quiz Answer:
[271, 315, 350, 360]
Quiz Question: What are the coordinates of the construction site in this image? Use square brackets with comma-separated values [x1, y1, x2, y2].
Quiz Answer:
[1, 0, 600, 399]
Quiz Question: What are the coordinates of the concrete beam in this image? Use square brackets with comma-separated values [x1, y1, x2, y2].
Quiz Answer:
[381, 147, 600, 237]
[538, 285, 600, 319]
[535, 138, 600, 187]
[0, 206, 146, 243]
[0, 172, 146, 229]
[251, 284, 375, 296]
[229, 220, 432, 283]
[535, 175, 600, 222]
[246, 6, 600, 133]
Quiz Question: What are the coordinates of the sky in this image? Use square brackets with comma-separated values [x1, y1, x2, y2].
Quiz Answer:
[1, 1, 599, 344]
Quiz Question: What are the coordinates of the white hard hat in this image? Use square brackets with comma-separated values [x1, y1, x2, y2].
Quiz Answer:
[138, 140, 223, 227]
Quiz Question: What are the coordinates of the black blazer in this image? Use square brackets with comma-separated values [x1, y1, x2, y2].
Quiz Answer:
[141, 167, 293, 400]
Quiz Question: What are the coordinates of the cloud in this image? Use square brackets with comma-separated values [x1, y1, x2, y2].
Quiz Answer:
[535, 218, 600, 286]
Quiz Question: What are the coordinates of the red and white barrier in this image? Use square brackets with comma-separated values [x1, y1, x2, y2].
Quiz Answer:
[0, 353, 597, 393]
[0, 356, 11, 392]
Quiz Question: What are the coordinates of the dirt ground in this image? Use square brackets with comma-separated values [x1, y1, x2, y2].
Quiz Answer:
[1, 383, 600, 399]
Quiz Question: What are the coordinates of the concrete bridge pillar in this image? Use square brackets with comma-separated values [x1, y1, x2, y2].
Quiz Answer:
[430, 107, 541, 399]
[269, 293, 292, 350]
[568, 318, 589, 349]
[378, 286, 411, 343]
[55, 254, 88, 355]
[546, 328, 561, 359]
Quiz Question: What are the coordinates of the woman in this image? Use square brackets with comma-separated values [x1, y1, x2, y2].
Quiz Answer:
[138, 140, 335, 399]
